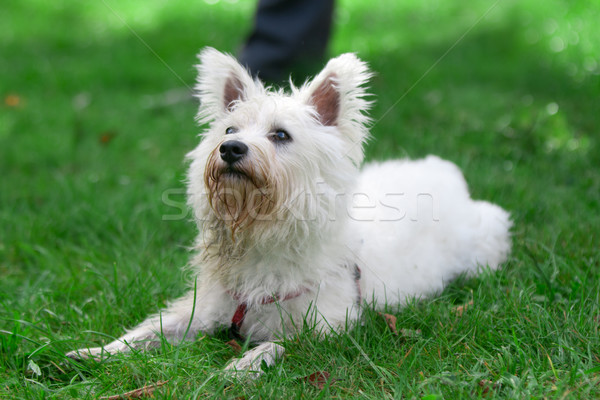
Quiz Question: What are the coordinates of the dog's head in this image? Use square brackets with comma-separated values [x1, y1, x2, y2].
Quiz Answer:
[187, 48, 372, 235]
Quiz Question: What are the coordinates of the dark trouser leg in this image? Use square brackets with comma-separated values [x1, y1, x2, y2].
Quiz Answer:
[239, 0, 335, 82]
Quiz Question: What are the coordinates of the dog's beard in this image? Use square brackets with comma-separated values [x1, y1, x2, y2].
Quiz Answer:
[204, 147, 279, 233]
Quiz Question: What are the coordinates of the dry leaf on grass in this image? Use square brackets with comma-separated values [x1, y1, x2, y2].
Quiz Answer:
[378, 312, 398, 335]
[99, 131, 117, 145]
[5, 94, 21, 107]
[477, 379, 499, 396]
[378, 312, 422, 338]
[452, 300, 474, 316]
[226, 339, 243, 354]
[99, 380, 168, 400]
[303, 371, 335, 389]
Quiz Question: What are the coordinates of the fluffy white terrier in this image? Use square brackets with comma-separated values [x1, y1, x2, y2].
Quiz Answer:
[68, 48, 511, 374]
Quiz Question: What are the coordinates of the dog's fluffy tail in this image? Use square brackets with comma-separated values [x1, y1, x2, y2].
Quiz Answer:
[467, 200, 512, 271]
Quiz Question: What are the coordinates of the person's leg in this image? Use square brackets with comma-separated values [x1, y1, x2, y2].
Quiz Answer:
[239, 0, 334, 82]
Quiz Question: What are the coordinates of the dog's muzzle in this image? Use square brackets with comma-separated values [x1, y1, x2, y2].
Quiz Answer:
[220, 140, 248, 165]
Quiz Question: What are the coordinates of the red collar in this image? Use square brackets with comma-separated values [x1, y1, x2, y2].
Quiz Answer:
[228, 288, 309, 338]
[229, 265, 362, 338]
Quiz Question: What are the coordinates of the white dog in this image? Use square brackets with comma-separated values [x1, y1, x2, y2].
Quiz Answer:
[68, 48, 511, 375]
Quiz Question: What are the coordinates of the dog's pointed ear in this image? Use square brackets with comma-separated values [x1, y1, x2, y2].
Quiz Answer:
[307, 73, 341, 127]
[195, 47, 258, 123]
[302, 53, 373, 163]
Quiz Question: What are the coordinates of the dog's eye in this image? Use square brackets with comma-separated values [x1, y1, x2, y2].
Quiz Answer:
[225, 127, 237, 135]
[271, 129, 291, 143]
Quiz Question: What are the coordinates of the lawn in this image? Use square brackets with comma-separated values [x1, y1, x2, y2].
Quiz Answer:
[1, 0, 599, 398]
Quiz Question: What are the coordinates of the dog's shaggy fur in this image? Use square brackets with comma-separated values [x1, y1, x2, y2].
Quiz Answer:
[68, 48, 511, 374]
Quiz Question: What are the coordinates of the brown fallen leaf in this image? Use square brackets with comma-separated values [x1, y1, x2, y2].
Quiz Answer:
[99, 131, 117, 145]
[452, 300, 474, 316]
[226, 339, 243, 354]
[378, 312, 398, 335]
[304, 371, 334, 389]
[99, 380, 168, 400]
[477, 379, 500, 397]
[5, 94, 21, 107]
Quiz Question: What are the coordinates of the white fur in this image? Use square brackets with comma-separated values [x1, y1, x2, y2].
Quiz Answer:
[224, 342, 285, 379]
[67, 48, 512, 373]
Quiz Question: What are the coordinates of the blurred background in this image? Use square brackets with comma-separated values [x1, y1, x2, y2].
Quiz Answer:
[1, 0, 599, 396]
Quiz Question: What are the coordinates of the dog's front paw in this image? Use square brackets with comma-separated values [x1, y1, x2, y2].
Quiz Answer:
[66, 346, 110, 361]
[66, 339, 132, 360]
[224, 342, 285, 380]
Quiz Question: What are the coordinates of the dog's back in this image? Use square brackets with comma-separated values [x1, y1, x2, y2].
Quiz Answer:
[348, 155, 512, 306]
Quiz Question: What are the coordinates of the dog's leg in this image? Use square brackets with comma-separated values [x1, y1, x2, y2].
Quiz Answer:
[67, 288, 225, 360]
[224, 342, 285, 379]
[66, 323, 163, 360]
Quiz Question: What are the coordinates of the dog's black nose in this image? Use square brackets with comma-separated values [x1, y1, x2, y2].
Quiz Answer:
[220, 140, 248, 164]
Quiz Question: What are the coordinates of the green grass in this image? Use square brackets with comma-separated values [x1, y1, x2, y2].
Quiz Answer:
[1, 0, 599, 398]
